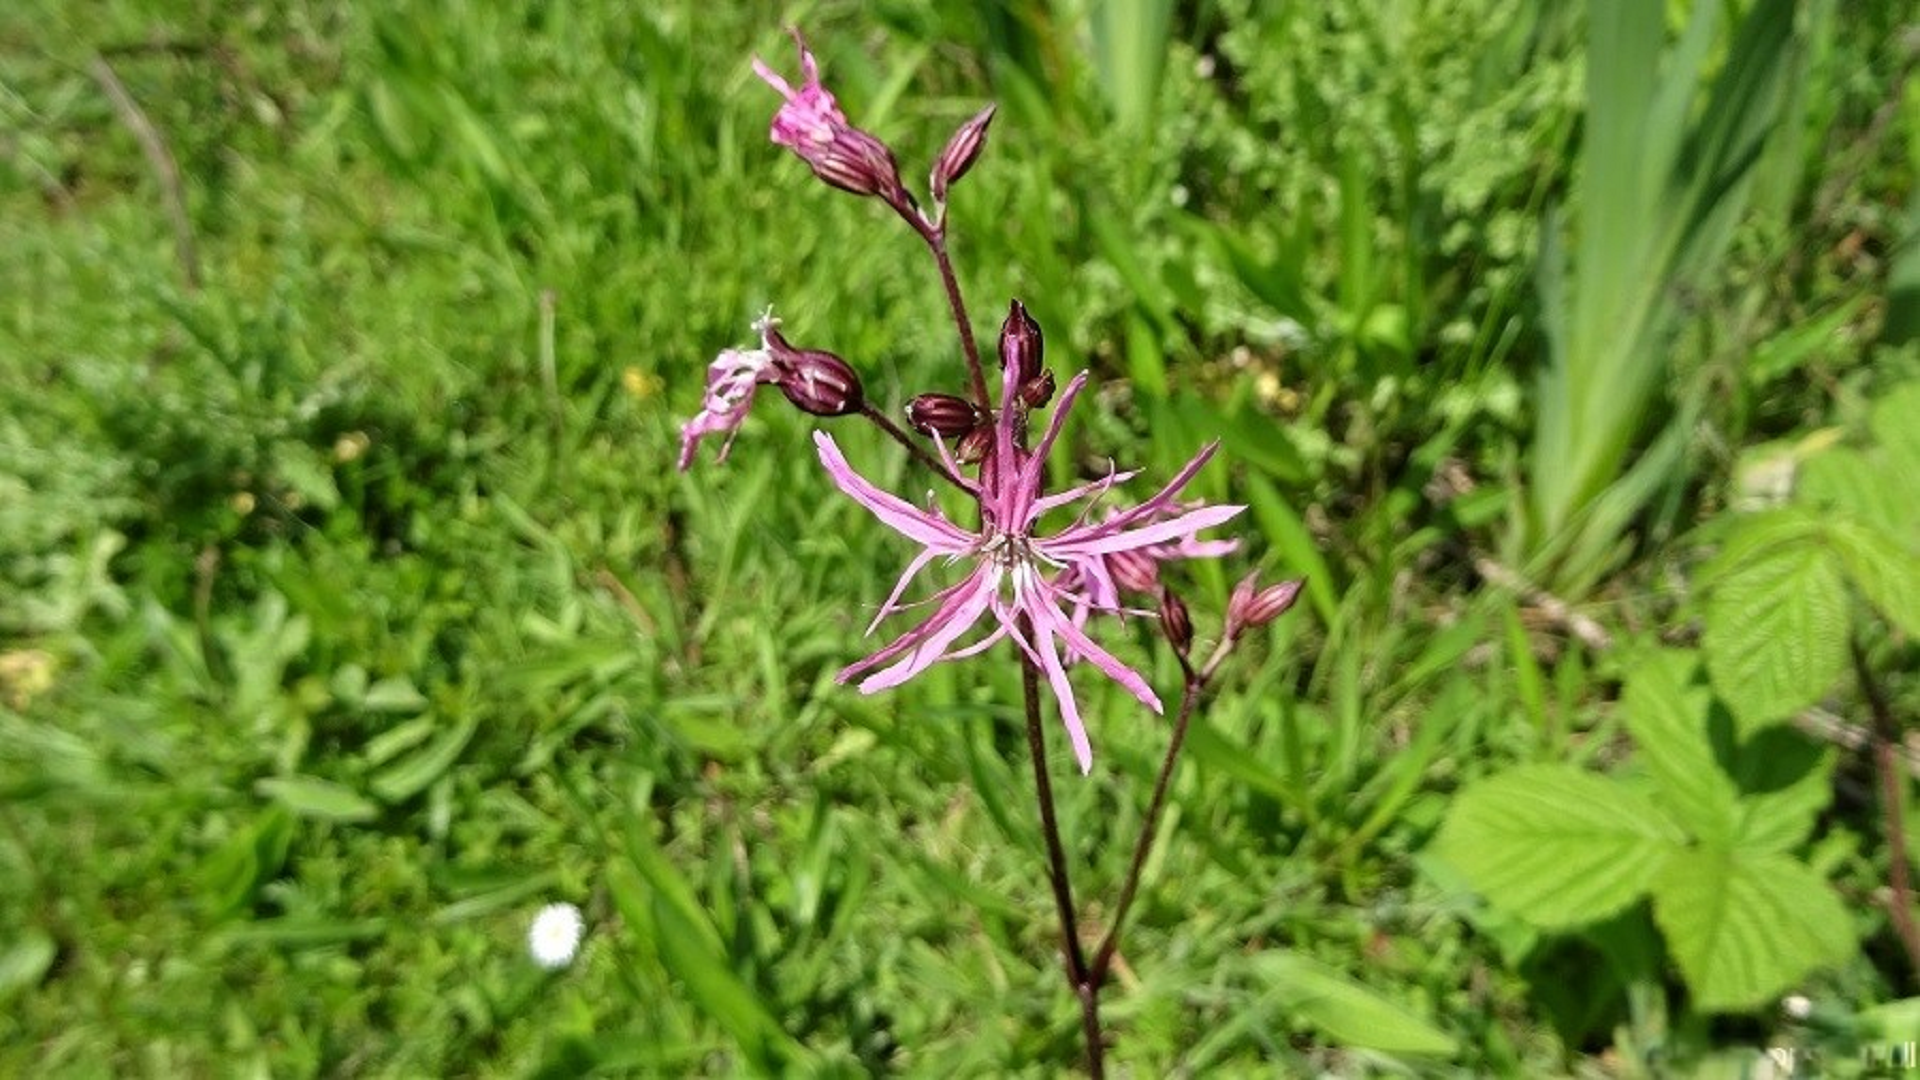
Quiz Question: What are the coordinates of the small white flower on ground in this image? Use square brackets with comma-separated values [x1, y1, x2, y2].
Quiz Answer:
[1782, 994, 1813, 1020]
[528, 902, 584, 969]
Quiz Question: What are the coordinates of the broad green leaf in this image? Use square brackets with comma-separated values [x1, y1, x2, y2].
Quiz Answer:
[1526, 0, 1799, 590]
[1123, 309, 1167, 398]
[1825, 518, 1920, 639]
[370, 716, 476, 803]
[1433, 765, 1685, 928]
[1622, 649, 1738, 841]
[1250, 952, 1458, 1055]
[1729, 728, 1833, 855]
[1651, 850, 1852, 1012]
[1702, 540, 1848, 733]
[0, 930, 56, 1002]
[1861, 996, 1920, 1041]
[201, 807, 295, 917]
[1086, 0, 1175, 132]
[256, 775, 379, 824]
[1870, 381, 1920, 478]
[1746, 300, 1869, 386]
[1175, 393, 1309, 485]
[1800, 447, 1911, 543]
[1695, 508, 1826, 587]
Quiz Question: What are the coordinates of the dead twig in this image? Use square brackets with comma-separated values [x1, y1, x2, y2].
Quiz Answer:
[89, 54, 200, 292]
[1856, 638, 1920, 988]
[1471, 554, 1614, 651]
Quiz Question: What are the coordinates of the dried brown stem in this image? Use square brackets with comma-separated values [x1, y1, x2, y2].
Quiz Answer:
[90, 55, 200, 292]
[1471, 554, 1612, 651]
[1856, 637, 1920, 987]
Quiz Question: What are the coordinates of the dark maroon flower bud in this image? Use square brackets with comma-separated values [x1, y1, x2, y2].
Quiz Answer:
[765, 327, 864, 417]
[1159, 591, 1193, 655]
[1107, 548, 1160, 595]
[930, 103, 996, 203]
[1019, 369, 1056, 409]
[998, 300, 1043, 384]
[905, 393, 984, 438]
[955, 424, 993, 464]
[811, 127, 910, 206]
[1225, 574, 1306, 640]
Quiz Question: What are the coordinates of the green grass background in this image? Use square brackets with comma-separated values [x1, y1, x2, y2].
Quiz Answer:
[2, 0, 1915, 1074]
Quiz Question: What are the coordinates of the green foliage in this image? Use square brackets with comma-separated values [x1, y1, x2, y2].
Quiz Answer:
[1524, 0, 1810, 593]
[1248, 952, 1458, 1056]
[1701, 515, 1851, 734]
[2, 0, 1912, 1073]
[1702, 382, 1920, 729]
[1437, 649, 1852, 1012]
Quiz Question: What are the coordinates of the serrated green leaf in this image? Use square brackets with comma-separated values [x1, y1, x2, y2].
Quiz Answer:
[1250, 952, 1458, 1055]
[1825, 518, 1920, 639]
[256, 775, 380, 823]
[1800, 447, 1912, 541]
[1651, 850, 1853, 1012]
[1703, 541, 1848, 733]
[1870, 382, 1920, 481]
[1730, 728, 1833, 855]
[1697, 508, 1826, 587]
[1623, 649, 1739, 841]
[1433, 765, 1685, 928]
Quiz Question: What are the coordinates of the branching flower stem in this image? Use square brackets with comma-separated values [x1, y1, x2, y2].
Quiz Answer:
[1091, 639, 1230, 986]
[913, 218, 990, 408]
[859, 403, 966, 489]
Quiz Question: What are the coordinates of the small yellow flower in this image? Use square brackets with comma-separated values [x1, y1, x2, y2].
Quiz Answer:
[0, 649, 56, 710]
[621, 366, 660, 400]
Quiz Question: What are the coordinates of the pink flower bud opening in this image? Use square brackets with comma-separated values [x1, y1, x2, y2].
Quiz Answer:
[930, 103, 996, 202]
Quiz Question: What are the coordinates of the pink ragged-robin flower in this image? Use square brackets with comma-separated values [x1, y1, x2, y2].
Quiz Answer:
[813, 346, 1243, 773]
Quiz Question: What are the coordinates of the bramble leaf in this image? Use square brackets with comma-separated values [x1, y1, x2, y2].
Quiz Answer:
[1651, 850, 1853, 1012]
[1434, 765, 1684, 927]
[1702, 537, 1847, 733]
[1622, 649, 1739, 842]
